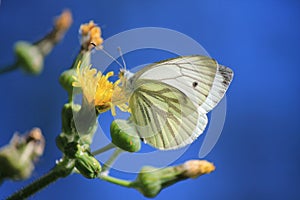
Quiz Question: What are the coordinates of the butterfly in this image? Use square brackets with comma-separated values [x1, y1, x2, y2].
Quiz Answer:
[112, 55, 233, 150]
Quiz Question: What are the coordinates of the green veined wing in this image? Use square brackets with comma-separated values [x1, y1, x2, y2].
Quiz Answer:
[129, 79, 208, 150]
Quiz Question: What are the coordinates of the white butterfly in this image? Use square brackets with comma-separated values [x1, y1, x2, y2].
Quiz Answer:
[112, 55, 233, 150]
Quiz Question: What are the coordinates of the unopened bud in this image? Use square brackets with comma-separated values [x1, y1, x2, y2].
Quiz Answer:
[62, 141, 101, 179]
[110, 120, 141, 152]
[14, 41, 44, 75]
[132, 160, 215, 198]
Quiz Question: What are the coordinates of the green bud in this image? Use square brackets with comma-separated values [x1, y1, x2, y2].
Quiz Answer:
[75, 150, 101, 179]
[61, 141, 101, 179]
[110, 120, 141, 152]
[59, 68, 79, 95]
[14, 41, 44, 75]
[59, 50, 90, 97]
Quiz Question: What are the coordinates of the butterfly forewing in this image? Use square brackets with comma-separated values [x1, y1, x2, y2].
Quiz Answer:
[131, 56, 219, 110]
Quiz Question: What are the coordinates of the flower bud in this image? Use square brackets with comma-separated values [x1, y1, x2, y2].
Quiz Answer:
[110, 120, 141, 152]
[59, 50, 91, 96]
[132, 160, 215, 198]
[75, 151, 101, 179]
[14, 41, 44, 75]
[0, 128, 45, 182]
[60, 141, 101, 179]
[59, 68, 78, 95]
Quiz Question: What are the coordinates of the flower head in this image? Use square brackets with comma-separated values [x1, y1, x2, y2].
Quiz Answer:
[72, 64, 127, 115]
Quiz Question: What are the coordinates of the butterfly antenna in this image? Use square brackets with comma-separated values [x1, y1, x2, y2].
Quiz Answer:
[117, 47, 127, 71]
[91, 43, 124, 69]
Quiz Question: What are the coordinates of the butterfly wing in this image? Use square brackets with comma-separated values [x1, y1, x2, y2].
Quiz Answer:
[129, 79, 208, 150]
[130, 55, 233, 113]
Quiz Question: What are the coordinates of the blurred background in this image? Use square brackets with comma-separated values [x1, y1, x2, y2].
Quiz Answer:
[1, 0, 300, 199]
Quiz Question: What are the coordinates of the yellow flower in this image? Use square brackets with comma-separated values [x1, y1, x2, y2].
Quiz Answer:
[72, 64, 128, 116]
[79, 21, 103, 50]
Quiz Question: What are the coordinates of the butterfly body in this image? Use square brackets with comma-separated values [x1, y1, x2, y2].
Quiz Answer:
[114, 55, 233, 150]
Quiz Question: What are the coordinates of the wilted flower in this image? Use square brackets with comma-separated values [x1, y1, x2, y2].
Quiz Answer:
[0, 128, 45, 182]
[181, 160, 215, 178]
[79, 21, 103, 50]
[14, 10, 72, 75]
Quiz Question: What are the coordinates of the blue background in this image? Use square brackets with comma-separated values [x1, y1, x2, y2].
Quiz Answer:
[1, 0, 300, 199]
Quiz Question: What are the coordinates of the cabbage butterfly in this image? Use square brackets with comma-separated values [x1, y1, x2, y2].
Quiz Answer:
[113, 55, 233, 150]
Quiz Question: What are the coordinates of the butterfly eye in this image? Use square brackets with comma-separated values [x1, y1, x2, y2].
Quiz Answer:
[192, 81, 198, 88]
[119, 70, 124, 78]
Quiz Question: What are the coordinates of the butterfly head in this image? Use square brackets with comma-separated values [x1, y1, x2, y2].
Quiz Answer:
[119, 69, 134, 83]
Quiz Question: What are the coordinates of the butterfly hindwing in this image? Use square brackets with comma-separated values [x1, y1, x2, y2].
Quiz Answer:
[129, 79, 208, 150]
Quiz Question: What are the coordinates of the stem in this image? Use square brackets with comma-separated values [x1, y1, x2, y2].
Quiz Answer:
[6, 158, 75, 200]
[99, 174, 133, 188]
[0, 62, 19, 75]
[92, 143, 115, 156]
[102, 148, 123, 172]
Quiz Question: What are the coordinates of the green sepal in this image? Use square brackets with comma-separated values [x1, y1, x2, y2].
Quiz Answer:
[133, 165, 184, 198]
[134, 166, 161, 198]
[110, 120, 141, 152]
[14, 41, 44, 75]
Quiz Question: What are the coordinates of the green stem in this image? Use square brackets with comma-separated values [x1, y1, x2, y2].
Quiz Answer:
[92, 143, 115, 156]
[102, 148, 123, 172]
[6, 158, 75, 200]
[0, 62, 19, 75]
[99, 174, 133, 188]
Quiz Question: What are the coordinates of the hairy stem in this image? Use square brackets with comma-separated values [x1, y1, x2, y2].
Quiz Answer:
[0, 62, 19, 75]
[6, 158, 75, 200]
